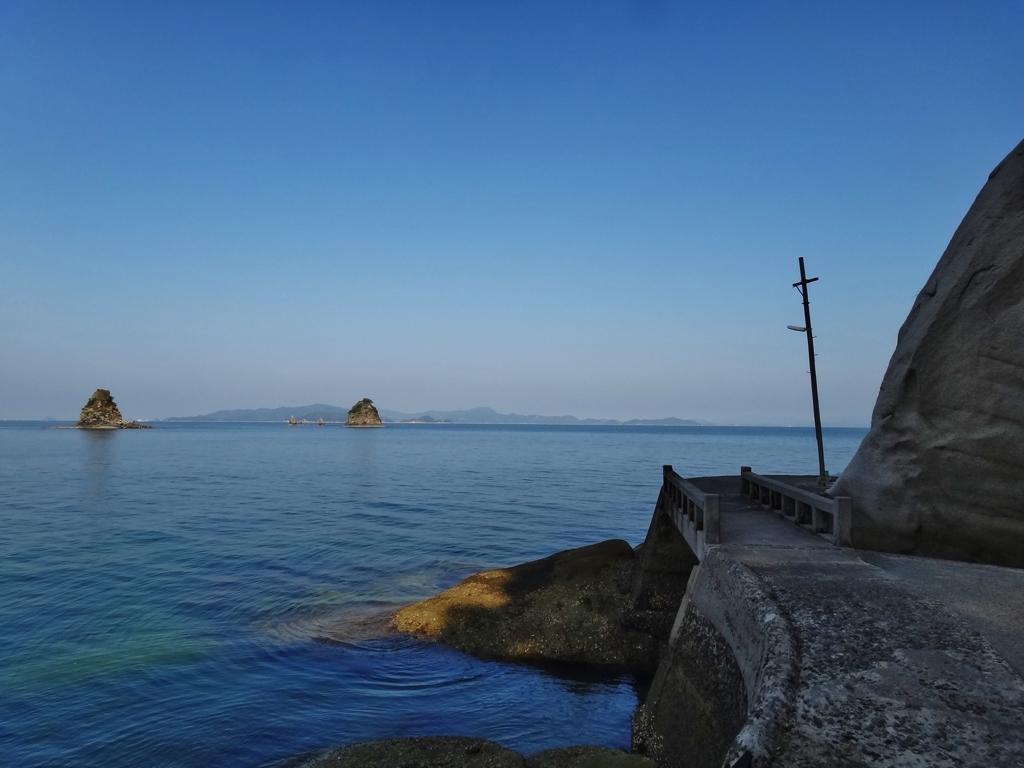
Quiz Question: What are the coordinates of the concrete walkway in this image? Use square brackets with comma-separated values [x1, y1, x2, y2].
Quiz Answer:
[688, 476, 1024, 768]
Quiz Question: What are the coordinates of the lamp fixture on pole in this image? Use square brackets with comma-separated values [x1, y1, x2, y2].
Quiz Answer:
[790, 258, 826, 478]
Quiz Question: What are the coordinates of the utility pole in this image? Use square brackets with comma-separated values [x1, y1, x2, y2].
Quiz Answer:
[791, 257, 826, 478]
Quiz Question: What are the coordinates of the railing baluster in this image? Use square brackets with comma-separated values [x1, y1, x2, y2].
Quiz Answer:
[741, 467, 849, 548]
[835, 496, 852, 547]
[705, 494, 720, 544]
[661, 467, 722, 561]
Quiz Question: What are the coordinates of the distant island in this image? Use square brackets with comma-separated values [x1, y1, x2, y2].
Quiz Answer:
[75, 389, 151, 430]
[345, 398, 383, 428]
[161, 404, 708, 426]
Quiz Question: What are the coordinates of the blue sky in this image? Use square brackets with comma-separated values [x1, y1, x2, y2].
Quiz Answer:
[1, 1, 1022, 424]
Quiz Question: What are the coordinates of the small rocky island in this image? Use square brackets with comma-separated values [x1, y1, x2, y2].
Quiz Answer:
[345, 398, 383, 428]
[75, 389, 151, 429]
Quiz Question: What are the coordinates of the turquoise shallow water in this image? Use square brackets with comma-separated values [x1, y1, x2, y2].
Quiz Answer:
[0, 422, 866, 767]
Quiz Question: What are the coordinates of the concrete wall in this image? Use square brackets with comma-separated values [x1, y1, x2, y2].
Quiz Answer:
[632, 549, 797, 768]
[631, 505, 701, 613]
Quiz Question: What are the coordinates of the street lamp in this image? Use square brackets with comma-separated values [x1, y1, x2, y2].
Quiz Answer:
[791, 258, 826, 479]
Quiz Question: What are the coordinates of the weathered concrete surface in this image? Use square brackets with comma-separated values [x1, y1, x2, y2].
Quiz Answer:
[642, 476, 1024, 768]
[630, 503, 700, 613]
[626, 501, 701, 645]
[632, 599, 750, 768]
[861, 552, 1024, 679]
[287, 738, 654, 768]
[394, 540, 661, 670]
[733, 544, 1024, 768]
[632, 545, 796, 768]
[831, 137, 1024, 567]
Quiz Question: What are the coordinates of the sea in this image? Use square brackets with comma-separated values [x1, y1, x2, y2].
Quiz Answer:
[0, 422, 867, 768]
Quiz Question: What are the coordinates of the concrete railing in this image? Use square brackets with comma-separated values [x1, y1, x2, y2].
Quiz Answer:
[740, 467, 851, 547]
[660, 464, 720, 561]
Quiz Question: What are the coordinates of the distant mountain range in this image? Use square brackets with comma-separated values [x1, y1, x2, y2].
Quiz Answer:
[163, 404, 351, 423]
[161, 404, 710, 426]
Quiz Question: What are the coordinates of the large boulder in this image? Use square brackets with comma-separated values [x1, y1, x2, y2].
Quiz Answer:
[76, 389, 150, 429]
[286, 737, 653, 768]
[525, 745, 654, 768]
[394, 540, 660, 670]
[290, 737, 524, 768]
[833, 138, 1024, 566]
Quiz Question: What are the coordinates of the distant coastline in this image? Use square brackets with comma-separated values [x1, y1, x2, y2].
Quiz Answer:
[159, 404, 712, 427]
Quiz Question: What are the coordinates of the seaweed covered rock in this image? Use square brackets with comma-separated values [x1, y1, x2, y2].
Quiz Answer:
[287, 737, 653, 768]
[394, 540, 660, 670]
[832, 138, 1024, 567]
[76, 389, 150, 429]
[525, 746, 654, 768]
[345, 398, 383, 427]
[292, 737, 523, 768]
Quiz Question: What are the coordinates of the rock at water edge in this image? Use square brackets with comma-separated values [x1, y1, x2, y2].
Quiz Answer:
[290, 737, 524, 768]
[285, 737, 654, 768]
[394, 539, 660, 670]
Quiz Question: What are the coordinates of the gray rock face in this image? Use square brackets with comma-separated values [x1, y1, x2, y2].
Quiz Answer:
[833, 138, 1024, 566]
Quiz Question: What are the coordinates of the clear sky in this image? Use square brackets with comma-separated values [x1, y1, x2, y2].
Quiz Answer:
[1, 1, 1022, 424]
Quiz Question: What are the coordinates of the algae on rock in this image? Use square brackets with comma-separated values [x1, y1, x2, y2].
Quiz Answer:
[302, 542, 668, 768]
[394, 539, 661, 670]
[291, 737, 523, 768]
[288, 736, 654, 768]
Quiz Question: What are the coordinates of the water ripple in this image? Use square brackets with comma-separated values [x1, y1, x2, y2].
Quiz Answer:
[0, 423, 866, 768]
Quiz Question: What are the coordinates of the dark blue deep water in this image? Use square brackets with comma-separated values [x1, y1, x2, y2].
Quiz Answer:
[0, 423, 867, 767]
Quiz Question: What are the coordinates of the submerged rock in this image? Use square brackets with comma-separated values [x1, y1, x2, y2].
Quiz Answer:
[393, 540, 660, 670]
[75, 389, 150, 429]
[832, 137, 1024, 567]
[288, 738, 653, 768]
[345, 398, 383, 427]
[292, 737, 523, 768]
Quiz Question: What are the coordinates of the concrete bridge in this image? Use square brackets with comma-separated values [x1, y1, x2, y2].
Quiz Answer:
[629, 467, 1024, 768]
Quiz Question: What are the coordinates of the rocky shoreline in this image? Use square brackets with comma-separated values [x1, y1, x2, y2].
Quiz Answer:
[287, 539, 681, 767]
[289, 491, 1024, 768]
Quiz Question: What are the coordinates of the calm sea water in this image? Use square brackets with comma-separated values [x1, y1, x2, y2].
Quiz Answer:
[0, 422, 867, 767]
